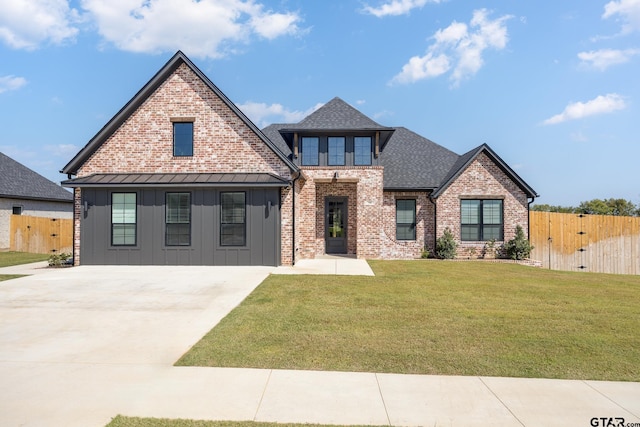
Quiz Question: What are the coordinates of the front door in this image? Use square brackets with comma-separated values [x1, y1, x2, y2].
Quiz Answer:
[325, 197, 347, 254]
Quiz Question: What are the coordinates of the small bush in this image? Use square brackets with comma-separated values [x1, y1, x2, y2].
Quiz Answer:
[48, 252, 73, 267]
[435, 228, 458, 259]
[504, 225, 533, 260]
[420, 246, 430, 259]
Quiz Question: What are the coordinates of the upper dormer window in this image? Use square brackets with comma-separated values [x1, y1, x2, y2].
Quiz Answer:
[354, 136, 372, 165]
[328, 137, 345, 166]
[301, 137, 319, 166]
[173, 122, 193, 156]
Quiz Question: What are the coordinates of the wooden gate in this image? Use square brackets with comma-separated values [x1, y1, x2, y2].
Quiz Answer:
[530, 211, 640, 275]
[10, 215, 73, 254]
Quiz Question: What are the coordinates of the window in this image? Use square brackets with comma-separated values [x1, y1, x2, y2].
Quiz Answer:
[12, 206, 22, 215]
[461, 199, 503, 241]
[396, 199, 416, 240]
[354, 136, 372, 165]
[111, 192, 136, 246]
[221, 192, 246, 246]
[166, 193, 191, 246]
[328, 137, 345, 166]
[173, 122, 193, 156]
[301, 137, 319, 166]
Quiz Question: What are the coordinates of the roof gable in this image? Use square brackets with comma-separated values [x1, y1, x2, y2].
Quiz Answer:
[62, 51, 296, 175]
[432, 143, 538, 198]
[0, 152, 73, 202]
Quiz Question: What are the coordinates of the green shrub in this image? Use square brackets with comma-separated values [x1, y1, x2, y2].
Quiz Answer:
[48, 252, 72, 267]
[435, 228, 458, 259]
[504, 225, 533, 260]
[420, 246, 430, 259]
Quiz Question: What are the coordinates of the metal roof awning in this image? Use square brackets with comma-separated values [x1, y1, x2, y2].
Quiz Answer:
[62, 173, 291, 188]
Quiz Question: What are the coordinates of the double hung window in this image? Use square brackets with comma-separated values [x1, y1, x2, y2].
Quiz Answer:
[221, 192, 246, 246]
[166, 193, 191, 246]
[301, 137, 319, 166]
[354, 136, 372, 165]
[328, 137, 345, 166]
[396, 199, 416, 240]
[461, 199, 503, 241]
[111, 192, 136, 246]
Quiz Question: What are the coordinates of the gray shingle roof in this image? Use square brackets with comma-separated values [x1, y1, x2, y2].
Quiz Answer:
[262, 124, 292, 157]
[285, 97, 393, 131]
[379, 127, 460, 190]
[0, 152, 73, 202]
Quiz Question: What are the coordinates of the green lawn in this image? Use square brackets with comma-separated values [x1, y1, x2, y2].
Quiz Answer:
[106, 416, 373, 427]
[177, 261, 640, 381]
[0, 251, 49, 267]
[0, 251, 49, 282]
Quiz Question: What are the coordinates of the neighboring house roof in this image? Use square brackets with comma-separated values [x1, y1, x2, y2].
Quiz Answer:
[431, 143, 539, 199]
[61, 50, 297, 176]
[62, 173, 290, 188]
[379, 127, 459, 190]
[0, 152, 73, 203]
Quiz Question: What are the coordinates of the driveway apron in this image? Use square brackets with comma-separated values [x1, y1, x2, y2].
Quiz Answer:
[0, 264, 273, 426]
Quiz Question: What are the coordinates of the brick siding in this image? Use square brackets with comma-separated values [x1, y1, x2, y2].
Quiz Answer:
[436, 152, 530, 257]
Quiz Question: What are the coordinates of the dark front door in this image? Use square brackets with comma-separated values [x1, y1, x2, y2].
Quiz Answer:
[325, 197, 347, 254]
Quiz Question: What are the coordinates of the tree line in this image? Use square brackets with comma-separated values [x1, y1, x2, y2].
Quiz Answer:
[532, 198, 640, 217]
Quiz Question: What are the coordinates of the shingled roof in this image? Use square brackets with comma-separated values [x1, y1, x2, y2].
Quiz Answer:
[290, 97, 392, 130]
[0, 152, 73, 203]
[379, 127, 459, 190]
[262, 98, 537, 198]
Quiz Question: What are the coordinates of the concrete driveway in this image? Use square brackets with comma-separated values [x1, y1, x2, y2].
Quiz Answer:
[0, 263, 274, 426]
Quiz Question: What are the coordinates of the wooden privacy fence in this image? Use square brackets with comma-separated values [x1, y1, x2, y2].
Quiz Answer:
[530, 211, 640, 275]
[10, 215, 73, 255]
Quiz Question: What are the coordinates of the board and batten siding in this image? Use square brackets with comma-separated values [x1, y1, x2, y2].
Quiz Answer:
[80, 187, 280, 266]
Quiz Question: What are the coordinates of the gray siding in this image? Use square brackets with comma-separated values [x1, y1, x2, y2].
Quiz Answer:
[80, 187, 280, 266]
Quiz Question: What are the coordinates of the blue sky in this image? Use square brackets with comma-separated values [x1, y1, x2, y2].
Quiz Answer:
[1, 0, 638, 206]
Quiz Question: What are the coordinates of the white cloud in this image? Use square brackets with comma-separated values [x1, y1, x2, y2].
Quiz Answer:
[391, 53, 451, 84]
[80, 0, 302, 58]
[0, 0, 79, 49]
[603, 0, 640, 34]
[542, 94, 627, 125]
[362, 0, 441, 18]
[237, 101, 323, 128]
[0, 75, 27, 93]
[578, 48, 640, 70]
[391, 9, 512, 86]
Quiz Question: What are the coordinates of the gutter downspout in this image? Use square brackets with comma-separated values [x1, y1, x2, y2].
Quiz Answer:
[291, 171, 301, 266]
[527, 196, 536, 239]
[428, 194, 437, 252]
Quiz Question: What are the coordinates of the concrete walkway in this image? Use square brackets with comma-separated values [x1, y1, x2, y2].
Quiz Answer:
[273, 255, 375, 276]
[0, 262, 638, 427]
